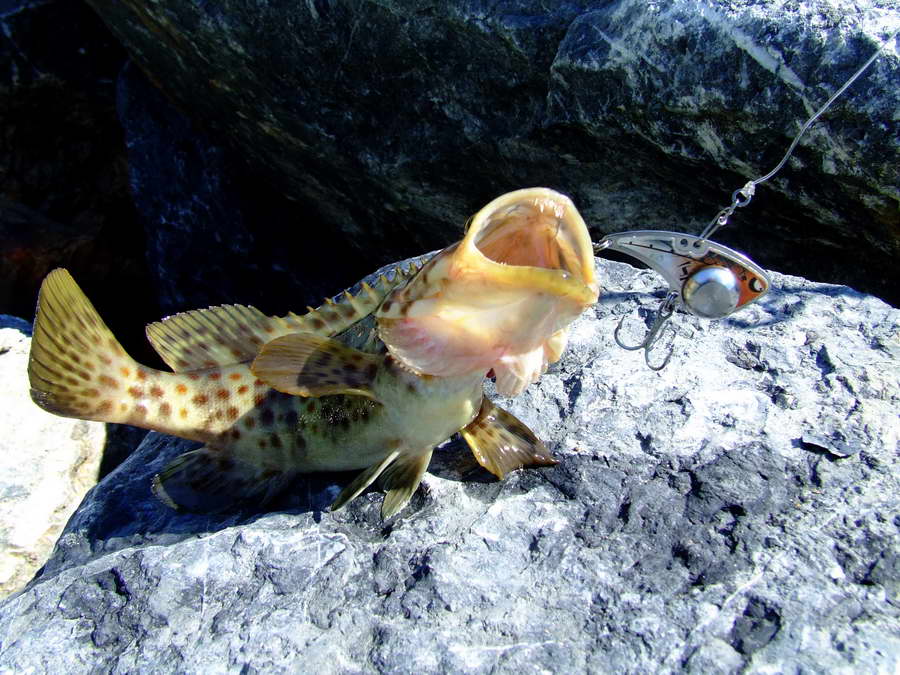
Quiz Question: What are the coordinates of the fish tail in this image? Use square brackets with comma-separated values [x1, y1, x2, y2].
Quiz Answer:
[28, 268, 144, 424]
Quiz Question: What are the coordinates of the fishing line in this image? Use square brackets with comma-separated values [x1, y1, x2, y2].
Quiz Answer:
[595, 26, 899, 369]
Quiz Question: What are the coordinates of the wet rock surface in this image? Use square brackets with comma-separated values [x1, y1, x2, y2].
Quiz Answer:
[84, 0, 900, 304]
[0, 258, 896, 672]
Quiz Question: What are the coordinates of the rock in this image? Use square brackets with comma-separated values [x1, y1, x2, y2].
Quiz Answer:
[116, 63, 371, 317]
[0, 0, 157, 360]
[0, 317, 105, 598]
[0, 258, 897, 672]
[85, 0, 899, 304]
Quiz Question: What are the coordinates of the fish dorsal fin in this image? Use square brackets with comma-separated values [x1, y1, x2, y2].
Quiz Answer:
[251, 332, 381, 400]
[460, 397, 557, 478]
[146, 304, 278, 372]
[146, 264, 423, 372]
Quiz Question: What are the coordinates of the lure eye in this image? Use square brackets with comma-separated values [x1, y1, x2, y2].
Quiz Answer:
[682, 266, 740, 319]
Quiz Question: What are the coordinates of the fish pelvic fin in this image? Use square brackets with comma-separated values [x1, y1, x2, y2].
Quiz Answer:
[378, 448, 433, 519]
[460, 397, 557, 478]
[152, 445, 291, 512]
[251, 333, 381, 400]
[28, 268, 141, 423]
[329, 450, 401, 512]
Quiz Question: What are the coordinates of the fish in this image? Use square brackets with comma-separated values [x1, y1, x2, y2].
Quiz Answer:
[27, 188, 599, 519]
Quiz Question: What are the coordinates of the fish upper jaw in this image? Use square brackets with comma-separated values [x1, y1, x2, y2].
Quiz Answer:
[377, 188, 599, 395]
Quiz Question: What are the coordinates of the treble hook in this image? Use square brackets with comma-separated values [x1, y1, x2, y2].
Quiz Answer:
[613, 291, 679, 370]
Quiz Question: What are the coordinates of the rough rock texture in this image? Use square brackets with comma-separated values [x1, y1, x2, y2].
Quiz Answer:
[0, 259, 897, 672]
[0, 0, 153, 330]
[85, 0, 900, 304]
[0, 316, 105, 598]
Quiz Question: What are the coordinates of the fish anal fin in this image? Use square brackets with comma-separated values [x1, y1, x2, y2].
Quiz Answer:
[152, 446, 289, 512]
[378, 448, 433, 519]
[329, 450, 401, 512]
[251, 332, 381, 399]
[460, 398, 556, 479]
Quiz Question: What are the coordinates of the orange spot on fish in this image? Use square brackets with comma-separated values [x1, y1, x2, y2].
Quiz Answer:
[175, 383, 188, 395]
[229, 372, 242, 380]
[179, 408, 188, 419]
[150, 385, 164, 398]
[136, 369, 147, 381]
[120, 367, 131, 378]
[254, 379, 265, 388]
[99, 375, 119, 389]
[192, 394, 208, 406]
[216, 389, 230, 400]
[237, 385, 249, 395]
[226, 406, 239, 421]
[128, 386, 144, 398]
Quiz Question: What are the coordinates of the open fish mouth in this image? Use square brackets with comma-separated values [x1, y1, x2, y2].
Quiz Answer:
[377, 188, 599, 395]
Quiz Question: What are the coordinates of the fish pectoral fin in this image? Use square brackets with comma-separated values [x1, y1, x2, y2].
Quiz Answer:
[460, 397, 557, 479]
[378, 448, 433, 519]
[329, 450, 401, 513]
[251, 332, 381, 400]
[152, 446, 289, 512]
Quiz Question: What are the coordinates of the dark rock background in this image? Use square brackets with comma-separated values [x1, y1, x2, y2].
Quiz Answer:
[0, 258, 897, 672]
[80, 0, 900, 304]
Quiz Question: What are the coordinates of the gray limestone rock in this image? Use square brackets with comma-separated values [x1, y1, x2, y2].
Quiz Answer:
[84, 0, 900, 304]
[0, 259, 896, 672]
[0, 317, 105, 598]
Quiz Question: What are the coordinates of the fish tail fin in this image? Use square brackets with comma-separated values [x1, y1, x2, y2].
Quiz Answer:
[28, 268, 140, 423]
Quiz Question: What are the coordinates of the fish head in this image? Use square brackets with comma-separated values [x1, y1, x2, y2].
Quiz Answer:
[376, 188, 599, 395]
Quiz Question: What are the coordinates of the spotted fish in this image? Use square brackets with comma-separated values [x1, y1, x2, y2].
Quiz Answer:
[27, 188, 599, 518]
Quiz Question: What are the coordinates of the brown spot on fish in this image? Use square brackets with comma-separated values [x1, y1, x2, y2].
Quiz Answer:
[96, 400, 112, 415]
[136, 369, 147, 381]
[208, 372, 221, 381]
[217, 457, 235, 472]
[244, 416, 256, 430]
[99, 375, 119, 389]
[188, 373, 201, 380]
[75, 369, 91, 381]
[231, 428, 241, 440]
[258, 438, 268, 449]
[133, 404, 148, 419]
[261, 468, 279, 480]
[226, 406, 239, 421]
[254, 379, 266, 388]
[294, 435, 306, 451]
[159, 402, 172, 418]
[177, 359, 190, 369]
[100, 354, 112, 365]
[306, 401, 316, 413]
[270, 434, 282, 449]
[192, 394, 208, 406]
[381, 300, 393, 312]
[119, 403, 127, 413]
[237, 385, 249, 395]
[260, 408, 275, 427]
[254, 393, 267, 407]
[216, 389, 230, 400]
[128, 386, 144, 398]
[85, 388, 100, 398]
[176, 383, 188, 395]
[283, 410, 299, 427]
[310, 317, 325, 330]
[229, 372, 242, 381]
[150, 385, 164, 398]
